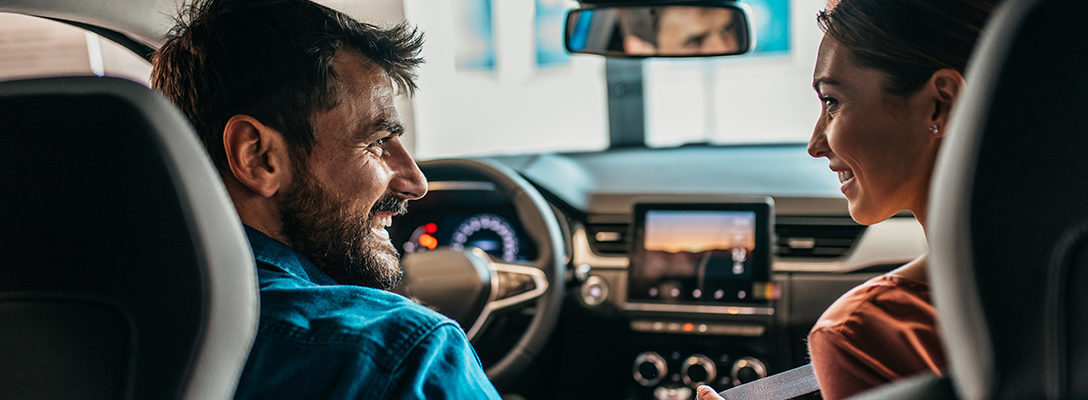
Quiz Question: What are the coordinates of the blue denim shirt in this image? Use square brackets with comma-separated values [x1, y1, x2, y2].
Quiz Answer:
[234, 226, 502, 399]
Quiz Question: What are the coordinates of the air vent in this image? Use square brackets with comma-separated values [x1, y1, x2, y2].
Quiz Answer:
[586, 222, 631, 256]
[775, 217, 866, 259]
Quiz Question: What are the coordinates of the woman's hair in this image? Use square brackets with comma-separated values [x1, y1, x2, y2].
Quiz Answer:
[817, 0, 1002, 96]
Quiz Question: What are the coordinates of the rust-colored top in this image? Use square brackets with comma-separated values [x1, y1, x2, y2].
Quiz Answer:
[807, 274, 946, 400]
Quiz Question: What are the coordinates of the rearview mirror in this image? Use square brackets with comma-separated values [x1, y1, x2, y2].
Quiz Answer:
[564, 2, 753, 58]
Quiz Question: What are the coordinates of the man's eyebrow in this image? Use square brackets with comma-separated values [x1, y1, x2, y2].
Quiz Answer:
[372, 119, 405, 136]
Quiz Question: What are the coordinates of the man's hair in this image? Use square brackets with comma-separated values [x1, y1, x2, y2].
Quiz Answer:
[619, 7, 664, 46]
[152, 0, 424, 169]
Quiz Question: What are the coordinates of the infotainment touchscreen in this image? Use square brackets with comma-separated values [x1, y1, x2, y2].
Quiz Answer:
[628, 202, 773, 305]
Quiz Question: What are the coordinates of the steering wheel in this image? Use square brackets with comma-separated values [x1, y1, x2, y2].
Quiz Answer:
[397, 158, 565, 389]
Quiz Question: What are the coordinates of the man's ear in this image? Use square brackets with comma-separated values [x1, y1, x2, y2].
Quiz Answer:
[222, 115, 291, 198]
[927, 68, 966, 136]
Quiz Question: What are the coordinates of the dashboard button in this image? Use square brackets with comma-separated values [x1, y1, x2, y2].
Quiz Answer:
[633, 352, 668, 387]
[681, 354, 717, 387]
[731, 357, 768, 386]
[580, 275, 609, 306]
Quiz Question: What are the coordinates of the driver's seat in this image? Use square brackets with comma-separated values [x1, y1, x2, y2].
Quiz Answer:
[0, 77, 258, 399]
[855, 0, 1088, 398]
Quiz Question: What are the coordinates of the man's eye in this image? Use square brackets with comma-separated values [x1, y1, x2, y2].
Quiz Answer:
[819, 96, 838, 108]
[370, 136, 392, 147]
[684, 35, 707, 48]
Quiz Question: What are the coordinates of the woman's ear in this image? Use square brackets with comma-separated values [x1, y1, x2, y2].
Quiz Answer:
[222, 115, 291, 198]
[927, 68, 966, 136]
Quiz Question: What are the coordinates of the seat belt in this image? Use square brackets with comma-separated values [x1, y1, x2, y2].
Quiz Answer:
[717, 363, 819, 400]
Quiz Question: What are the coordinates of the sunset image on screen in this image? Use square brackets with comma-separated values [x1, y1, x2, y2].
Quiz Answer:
[644, 210, 755, 253]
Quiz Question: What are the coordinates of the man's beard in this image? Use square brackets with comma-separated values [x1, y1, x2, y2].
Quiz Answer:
[279, 169, 408, 290]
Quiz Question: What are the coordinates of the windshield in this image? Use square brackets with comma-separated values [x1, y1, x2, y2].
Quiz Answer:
[644, 0, 820, 148]
[363, 0, 822, 159]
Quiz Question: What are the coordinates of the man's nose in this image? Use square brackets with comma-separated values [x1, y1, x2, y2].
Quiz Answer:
[387, 142, 427, 200]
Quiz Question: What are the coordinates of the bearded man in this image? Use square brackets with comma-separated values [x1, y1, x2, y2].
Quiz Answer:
[151, 0, 501, 398]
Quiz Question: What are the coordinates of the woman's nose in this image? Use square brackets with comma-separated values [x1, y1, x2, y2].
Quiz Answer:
[808, 127, 829, 158]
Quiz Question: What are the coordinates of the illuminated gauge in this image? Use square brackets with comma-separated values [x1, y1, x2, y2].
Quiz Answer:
[449, 214, 520, 262]
[403, 222, 440, 254]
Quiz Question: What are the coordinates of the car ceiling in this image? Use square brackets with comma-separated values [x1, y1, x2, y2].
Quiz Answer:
[0, 0, 174, 48]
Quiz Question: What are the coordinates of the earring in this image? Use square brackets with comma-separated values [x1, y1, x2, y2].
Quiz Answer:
[929, 124, 940, 136]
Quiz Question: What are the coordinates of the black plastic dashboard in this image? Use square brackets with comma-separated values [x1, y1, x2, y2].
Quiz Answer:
[403, 144, 928, 399]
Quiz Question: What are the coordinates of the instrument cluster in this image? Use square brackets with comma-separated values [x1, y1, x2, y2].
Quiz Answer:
[396, 211, 536, 263]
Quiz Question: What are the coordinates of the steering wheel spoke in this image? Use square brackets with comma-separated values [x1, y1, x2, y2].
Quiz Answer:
[464, 248, 549, 340]
[490, 259, 548, 309]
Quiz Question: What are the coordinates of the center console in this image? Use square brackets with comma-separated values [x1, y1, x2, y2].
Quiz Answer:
[622, 200, 778, 399]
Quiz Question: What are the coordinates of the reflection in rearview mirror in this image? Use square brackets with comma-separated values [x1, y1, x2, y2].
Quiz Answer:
[565, 4, 752, 58]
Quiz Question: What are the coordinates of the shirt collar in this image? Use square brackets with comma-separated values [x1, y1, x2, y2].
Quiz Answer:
[243, 225, 339, 286]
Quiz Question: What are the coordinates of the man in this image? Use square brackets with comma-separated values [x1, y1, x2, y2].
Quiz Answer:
[620, 6, 742, 56]
[151, 0, 502, 398]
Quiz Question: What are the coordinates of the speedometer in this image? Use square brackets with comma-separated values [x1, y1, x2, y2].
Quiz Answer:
[449, 214, 520, 262]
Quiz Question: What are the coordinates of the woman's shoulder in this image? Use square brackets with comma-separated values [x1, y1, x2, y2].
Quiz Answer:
[806, 274, 946, 398]
[811, 274, 935, 335]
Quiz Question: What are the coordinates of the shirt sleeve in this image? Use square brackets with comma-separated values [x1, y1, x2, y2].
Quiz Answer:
[808, 326, 892, 400]
[383, 322, 502, 399]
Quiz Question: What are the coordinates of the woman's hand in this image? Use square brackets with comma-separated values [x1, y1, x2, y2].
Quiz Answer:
[696, 385, 725, 400]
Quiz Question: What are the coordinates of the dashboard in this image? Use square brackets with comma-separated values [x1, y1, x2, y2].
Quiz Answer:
[400, 144, 928, 400]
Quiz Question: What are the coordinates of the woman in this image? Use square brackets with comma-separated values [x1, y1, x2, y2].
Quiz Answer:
[697, 0, 1000, 399]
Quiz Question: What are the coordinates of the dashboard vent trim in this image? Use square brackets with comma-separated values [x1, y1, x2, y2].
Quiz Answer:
[585, 220, 631, 256]
[774, 217, 867, 259]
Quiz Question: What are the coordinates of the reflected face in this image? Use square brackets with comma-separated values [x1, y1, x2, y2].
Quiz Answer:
[280, 50, 428, 290]
[808, 36, 938, 225]
[657, 7, 739, 55]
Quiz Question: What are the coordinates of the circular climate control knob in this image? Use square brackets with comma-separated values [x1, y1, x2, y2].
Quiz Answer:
[681, 354, 717, 387]
[731, 357, 768, 386]
[633, 352, 668, 387]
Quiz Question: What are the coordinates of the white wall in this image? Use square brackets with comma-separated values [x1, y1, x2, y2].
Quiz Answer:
[404, 0, 609, 159]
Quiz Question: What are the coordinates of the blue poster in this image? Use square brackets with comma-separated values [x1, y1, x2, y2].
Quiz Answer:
[742, 0, 790, 54]
[453, 0, 496, 71]
[534, 0, 571, 68]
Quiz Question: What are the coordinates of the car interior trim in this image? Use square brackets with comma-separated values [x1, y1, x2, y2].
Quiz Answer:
[774, 218, 927, 273]
[428, 180, 499, 192]
[572, 226, 630, 269]
[624, 302, 775, 316]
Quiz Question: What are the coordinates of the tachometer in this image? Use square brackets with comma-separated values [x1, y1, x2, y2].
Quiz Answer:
[449, 214, 520, 262]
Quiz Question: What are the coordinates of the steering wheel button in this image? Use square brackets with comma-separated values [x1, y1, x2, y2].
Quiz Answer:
[495, 271, 537, 300]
